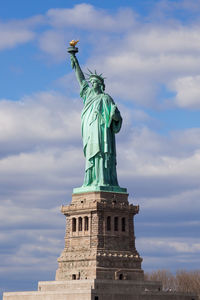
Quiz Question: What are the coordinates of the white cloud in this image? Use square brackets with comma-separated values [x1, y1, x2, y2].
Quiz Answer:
[38, 4, 136, 61]
[137, 237, 200, 271]
[137, 188, 200, 218]
[0, 15, 44, 51]
[0, 227, 63, 275]
[129, 109, 153, 123]
[172, 75, 200, 109]
[0, 199, 62, 228]
[0, 91, 81, 155]
[0, 91, 85, 213]
[152, 0, 200, 17]
[136, 234, 200, 272]
[116, 126, 200, 200]
[135, 150, 200, 177]
[80, 23, 200, 106]
[47, 4, 136, 31]
[0, 23, 35, 50]
[138, 237, 200, 255]
[126, 26, 200, 55]
[38, 30, 68, 62]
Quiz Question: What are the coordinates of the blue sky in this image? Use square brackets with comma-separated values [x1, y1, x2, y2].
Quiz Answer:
[1, 0, 200, 297]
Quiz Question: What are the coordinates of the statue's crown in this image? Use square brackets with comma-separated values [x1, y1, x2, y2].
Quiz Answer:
[85, 69, 106, 85]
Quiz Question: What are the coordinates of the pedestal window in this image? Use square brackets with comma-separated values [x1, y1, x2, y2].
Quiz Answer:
[84, 216, 89, 231]
[107, 216, 111, 231]
[72, 218, 76, 232]
[122, 217, 126, 232]
[78, 217, 82, 231]
[114, 217, 118, 231]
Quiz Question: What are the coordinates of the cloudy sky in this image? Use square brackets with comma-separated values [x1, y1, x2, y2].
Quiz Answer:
[1, 0, 200, 296]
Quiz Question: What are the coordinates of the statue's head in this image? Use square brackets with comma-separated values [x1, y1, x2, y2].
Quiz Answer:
[86, 70, 105, 92]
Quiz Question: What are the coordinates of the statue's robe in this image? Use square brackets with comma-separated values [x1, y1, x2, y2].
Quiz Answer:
[80, 80, 122, 187]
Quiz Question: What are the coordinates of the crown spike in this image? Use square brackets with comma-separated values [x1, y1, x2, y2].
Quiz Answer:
[87, 68, 93, 74]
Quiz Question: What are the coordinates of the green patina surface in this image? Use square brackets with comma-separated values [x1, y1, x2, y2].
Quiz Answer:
[73, 185, 127, 194]
[68, 44, 126, 194]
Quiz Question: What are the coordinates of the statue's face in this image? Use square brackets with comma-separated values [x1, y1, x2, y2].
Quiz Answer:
[90, 78, 102, 92]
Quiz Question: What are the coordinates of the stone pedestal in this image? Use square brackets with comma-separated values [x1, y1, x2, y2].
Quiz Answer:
[56, 191, 143, 281]
[3, 191, 198, 300]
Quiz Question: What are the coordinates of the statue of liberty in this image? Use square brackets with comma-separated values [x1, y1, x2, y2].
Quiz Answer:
[68, 41, 126, 193]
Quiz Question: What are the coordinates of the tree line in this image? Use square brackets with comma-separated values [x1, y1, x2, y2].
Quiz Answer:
[144, 269, 200, 296]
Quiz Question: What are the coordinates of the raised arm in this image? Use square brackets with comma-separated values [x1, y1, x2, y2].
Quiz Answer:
[70, 54, 85, 86]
